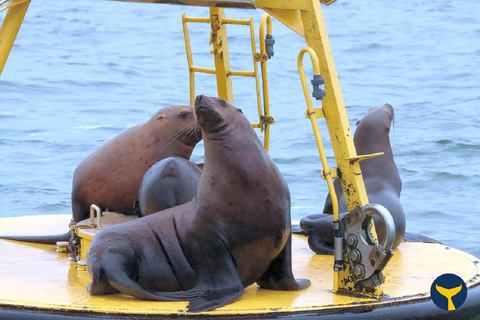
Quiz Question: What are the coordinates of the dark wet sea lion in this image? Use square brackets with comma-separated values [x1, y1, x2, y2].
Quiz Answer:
[86, 95, 310, 312]
[133, 156, 202, 217]
[299, 104, 406, 254]
[71, 105, 202, 222]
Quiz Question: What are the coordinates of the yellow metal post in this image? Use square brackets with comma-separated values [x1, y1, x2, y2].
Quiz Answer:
[299, 0, 369, 212]
[0, 0, 31, 75]
[209, 7, 234, 103]
[297, 0, 382, 297]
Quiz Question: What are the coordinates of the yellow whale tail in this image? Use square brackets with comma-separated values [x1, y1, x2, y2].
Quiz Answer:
[436, 284, 463, 311]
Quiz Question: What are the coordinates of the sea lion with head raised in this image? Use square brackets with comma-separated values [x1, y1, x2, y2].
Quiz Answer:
[86, 95, 310, 312]
[299, 104, 406, 254]
[133, 156, 202, 217]
[71, 105, 202, 222]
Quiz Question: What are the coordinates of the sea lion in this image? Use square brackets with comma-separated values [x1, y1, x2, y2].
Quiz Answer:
[86, 95, 310, 312]
[133, 156, 202, 217]
[71, 105, 202, 222]
[0, 106, 202, 244]
[299, 104, 406, 254]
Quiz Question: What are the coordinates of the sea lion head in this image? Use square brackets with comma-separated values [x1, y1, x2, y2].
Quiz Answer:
[194, 95, 250, 139]
[151, 105, 202, 147]
[355, 103, 394, 141]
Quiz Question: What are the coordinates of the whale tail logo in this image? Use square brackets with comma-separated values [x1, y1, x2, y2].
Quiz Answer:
[436, 284, 463, 311]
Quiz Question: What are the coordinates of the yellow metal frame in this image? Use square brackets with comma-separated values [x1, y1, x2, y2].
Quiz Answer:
[182, 9, 274, 151]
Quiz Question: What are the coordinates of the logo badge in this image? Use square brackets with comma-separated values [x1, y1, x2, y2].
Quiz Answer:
[431, 273, 467, 311]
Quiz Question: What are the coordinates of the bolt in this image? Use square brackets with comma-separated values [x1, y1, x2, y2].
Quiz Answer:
[350, 249, 361, 263]
[354, 265, 365, 279]
[346, 233, 357, 247]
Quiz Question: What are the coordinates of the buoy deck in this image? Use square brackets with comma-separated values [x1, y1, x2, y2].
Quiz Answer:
[0, 214, 479, 319]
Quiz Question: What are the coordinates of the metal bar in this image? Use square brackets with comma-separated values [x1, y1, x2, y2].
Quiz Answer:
[228, 70, 255, 77]
[259, 13, 272, 152]
[222, 18, 250, 25]
[182, 13, 196, 105]
[183, 16, 211, 23]
[297, 46, 340, 293]
[0, 0, 31, 75]
[192, 66, 217, 74]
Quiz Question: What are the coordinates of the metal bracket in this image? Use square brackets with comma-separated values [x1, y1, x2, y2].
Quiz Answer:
[304, 107, 324, 119]
[260, 114, 275, 125]
[340, 204, 395, 296]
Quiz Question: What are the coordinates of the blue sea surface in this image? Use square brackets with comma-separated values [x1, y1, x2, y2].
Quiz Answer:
[1, 0, 479, 258]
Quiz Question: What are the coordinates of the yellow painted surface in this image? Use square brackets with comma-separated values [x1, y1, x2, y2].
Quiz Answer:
[0, 214, 479, 316]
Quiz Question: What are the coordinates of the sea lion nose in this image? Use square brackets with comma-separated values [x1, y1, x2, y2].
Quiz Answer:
[195, 95, 205, 104]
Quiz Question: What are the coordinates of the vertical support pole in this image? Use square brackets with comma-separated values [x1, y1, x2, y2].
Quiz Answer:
[299, 0, 382, 297]
[0, 0, 31, 75]
[209, 7, 234, 103]
[300, 0, 368, 212]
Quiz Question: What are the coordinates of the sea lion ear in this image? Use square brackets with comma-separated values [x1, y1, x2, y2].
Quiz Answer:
[237, 109, 243, 114]
[157, 116, 164, 120]
[355, 120, 360, 126]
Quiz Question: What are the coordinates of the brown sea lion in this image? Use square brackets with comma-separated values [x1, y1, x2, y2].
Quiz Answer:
[299, 103, 406, 254]
[86, 95, 310, 312]
[71, 105, 202, 222]
[133, 156, 202, 217]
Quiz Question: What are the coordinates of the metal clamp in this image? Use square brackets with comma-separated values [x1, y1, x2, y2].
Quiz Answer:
[341, 204, 395, 282]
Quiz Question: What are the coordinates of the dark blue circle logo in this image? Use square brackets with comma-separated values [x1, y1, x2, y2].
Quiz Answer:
[431, 273, 467, 311]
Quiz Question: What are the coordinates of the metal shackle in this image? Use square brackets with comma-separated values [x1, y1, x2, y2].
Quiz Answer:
[364, 204, 396, 252]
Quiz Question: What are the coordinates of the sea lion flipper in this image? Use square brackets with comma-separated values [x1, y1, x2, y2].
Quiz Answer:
[187, 286, 243, 313]
[307, 235, 334, 255]
[186, 243, 244, 312]
[104, 268, 200, 302]
[0, 231, 71, 244]
[257, 234, 311, 291]
[291, 224, 304, 235]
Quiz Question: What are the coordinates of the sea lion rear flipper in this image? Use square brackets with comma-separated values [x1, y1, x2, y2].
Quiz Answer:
[104, 268, 202, 301]
[0, 231, 71, 244]
[291, 224, 304, 234]
[187, 286, 243, 313]
[257, 234, 311, 291]
[307, 234, 334, 255]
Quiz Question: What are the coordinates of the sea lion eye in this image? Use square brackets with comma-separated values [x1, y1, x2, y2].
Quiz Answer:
[179, 111, 190, 120]
[219, 99, 227, 107]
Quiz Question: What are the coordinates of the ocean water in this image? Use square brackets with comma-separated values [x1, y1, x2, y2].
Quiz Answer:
[1, 0, 479, 258]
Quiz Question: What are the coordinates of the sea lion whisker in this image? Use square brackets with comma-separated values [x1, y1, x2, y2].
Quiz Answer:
[158, 127, 195, 154]
[162, 126, 192, 145]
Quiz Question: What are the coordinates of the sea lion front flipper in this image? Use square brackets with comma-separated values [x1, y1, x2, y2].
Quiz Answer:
[187, 245, 244, 312]
[257, 234, 311, 291]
